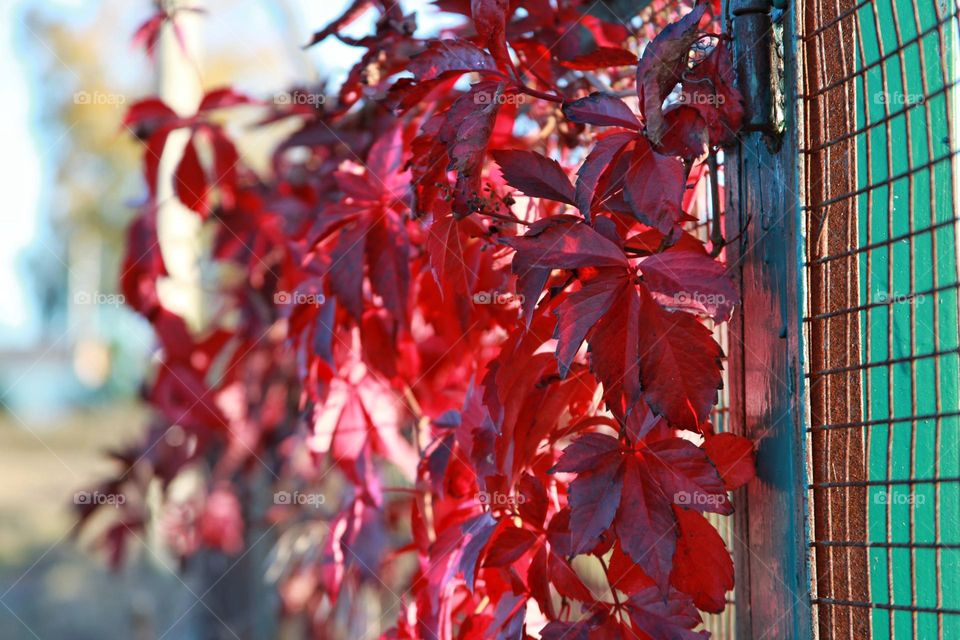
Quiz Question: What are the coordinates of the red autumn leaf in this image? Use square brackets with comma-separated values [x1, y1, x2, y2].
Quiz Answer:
[608, 541, 656, 593]
[492, 149, 576, 205]
[585, 273, 643, 419]
[623, 136, 687, 234]
[567, 446, 624, 554]
[626, 585, 709, 640]
[703, 432, 757, 490]
[557, 47, 638, 70]
[483, 525, 538, 567]
[553, 432, 622, 474]
[670, 506, 734, 613]
[637, 286, 724, 430]
[517, 473, 548, 528]
[563, 93, 641, 130]
[426, 213, 483, 296]
[657, 104, 709, 160]
[471, 0, 511, 69]
[645, 437, 731, 515]
[409, 39, 498, 82]
[175, 137, 210, 217]
[574, 131, 636, 219]
[640, 248, 738, 322]
[616, 455, 677, 594]
[439, 81, 505, 217]
[680, 40, 744, 146]
[502, 215, 628, 273]
[636, 4, 708, 144]
[554, 270, 626, 375]
[307, 0, 374, 46]
[460, 512, 499, 590]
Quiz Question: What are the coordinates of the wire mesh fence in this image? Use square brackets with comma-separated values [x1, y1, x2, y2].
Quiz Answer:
[798, 0, 960, 638]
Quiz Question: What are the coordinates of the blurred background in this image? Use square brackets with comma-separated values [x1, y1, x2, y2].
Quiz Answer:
[0, 1, 451, 637]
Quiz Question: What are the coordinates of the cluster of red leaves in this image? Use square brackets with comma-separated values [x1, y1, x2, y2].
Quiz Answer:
[83, 1, 757, 638]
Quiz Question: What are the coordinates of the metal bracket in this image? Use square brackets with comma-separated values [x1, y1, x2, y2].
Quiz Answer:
[730, 0, 785, 148]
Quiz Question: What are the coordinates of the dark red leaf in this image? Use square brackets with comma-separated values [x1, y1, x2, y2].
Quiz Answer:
[636, 4, 707, 144]
[554, 270, 626, 376]
[703, 432, 756, 490]
[568, 449, 623, 553]
[623, 136, 686, 234]
[670, 506, 734, 612]
[174, 138, 210, 217]
[637, 286, 724, 430]
[492, 149, 576, 205]
[574, 131, 636, 219]
[471, 0, 511, 68]
[563, 93, 641, 130]
[557, 47, 637, 70]
[626, 586, 708, 639]
[646, 437, 731, 515]
[409, 39, 498, 82]
[640, 249, 738, 322]
[616, 455, 677, 594]
[484, 525, 538, 566]
[502, 215, 628, 273]
[553, 432, 621, 474]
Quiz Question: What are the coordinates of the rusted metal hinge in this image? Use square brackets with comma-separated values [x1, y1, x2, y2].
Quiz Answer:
[729, 0, 786, 148]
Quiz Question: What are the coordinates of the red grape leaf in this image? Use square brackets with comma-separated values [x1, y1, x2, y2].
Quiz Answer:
[615, 455, 677, 594]
[646, 437, 731, 515]
[636, 4, 707, 144]
[568, 449, 624, 554]
[623, 136, 686, 234]
[502, 215, 627, 273]
[409, 39, 498, 82]
[174, 137, 210, 217]
[492, 149, 576, 205]
[703, 432, 756, 490]
[670, 506, 733, 613]
[640, 249, 738, 322]
[637, 286, 724, 430]
[471, 0, 511, 69]
[563, 92, 641, 130]
[574, 131, 636, 220]
[626, 585, 709, 639]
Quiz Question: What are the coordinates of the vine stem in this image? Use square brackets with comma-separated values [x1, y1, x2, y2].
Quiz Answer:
[597, 554, 624, 620]
[707, 152, 726, 257]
